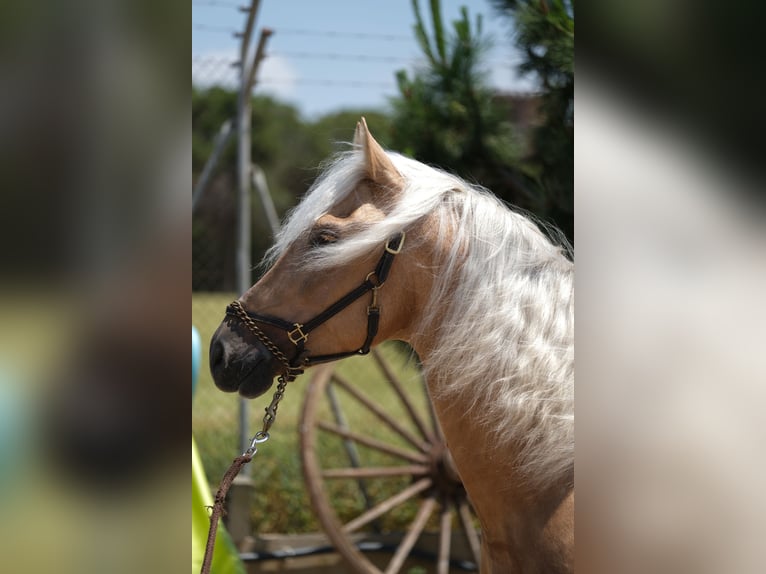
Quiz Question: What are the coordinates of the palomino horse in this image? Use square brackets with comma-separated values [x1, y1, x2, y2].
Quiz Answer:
[210, 119, 574, 573]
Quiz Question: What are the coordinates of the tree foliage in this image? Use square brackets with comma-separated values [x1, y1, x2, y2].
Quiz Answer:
[191, 87, 391, 290]
[391, 0, 573, 242]
[192, 88, 392, 216]
[391, 0, 526, 202]
[492, 0, 574, 240]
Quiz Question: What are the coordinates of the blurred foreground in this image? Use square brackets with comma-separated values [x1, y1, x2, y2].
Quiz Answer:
[576, 74, 766, 573]
[0, 0, 188, 572]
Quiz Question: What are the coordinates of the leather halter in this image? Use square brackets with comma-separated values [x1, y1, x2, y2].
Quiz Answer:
[226, 231, 406, 381]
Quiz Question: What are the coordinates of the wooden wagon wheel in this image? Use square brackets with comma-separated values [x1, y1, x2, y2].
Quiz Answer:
[300, 346, 482, 574]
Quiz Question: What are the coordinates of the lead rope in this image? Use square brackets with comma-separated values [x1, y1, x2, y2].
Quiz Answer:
[200, 375, 290, 574]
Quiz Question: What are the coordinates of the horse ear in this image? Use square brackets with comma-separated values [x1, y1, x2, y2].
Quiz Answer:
[355, 117, 402, 190]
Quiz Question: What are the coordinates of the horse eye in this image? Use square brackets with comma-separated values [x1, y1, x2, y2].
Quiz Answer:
[309, 229, 339, 247]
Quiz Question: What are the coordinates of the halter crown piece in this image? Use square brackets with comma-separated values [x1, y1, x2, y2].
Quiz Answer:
[226, 231, 406, 382]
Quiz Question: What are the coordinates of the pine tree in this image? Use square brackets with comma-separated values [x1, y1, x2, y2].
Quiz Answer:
[391, 0, 574, 243]
[391, 0, 529, 207]
[491, 0, 574, 241]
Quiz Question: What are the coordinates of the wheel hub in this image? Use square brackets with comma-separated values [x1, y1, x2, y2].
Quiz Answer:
[427, 441, 465, 500]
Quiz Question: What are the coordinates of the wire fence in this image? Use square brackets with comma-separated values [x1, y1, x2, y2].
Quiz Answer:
[192, 54, 244, 481]
[192, 53, 402, 92]
[192, 51, 293, 484]
[192, 54, 239, 89]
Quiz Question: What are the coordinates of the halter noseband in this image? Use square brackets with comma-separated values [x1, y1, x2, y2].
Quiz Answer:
[226, 231, 406, 381]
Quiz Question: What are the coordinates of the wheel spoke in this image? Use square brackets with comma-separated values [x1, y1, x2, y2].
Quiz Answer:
[302, 350, 480, 574]
[332, 373, 431, 452]
[343, 477, 433, 534]
[372, 348, 435, 443]
[318, 420, 429, 464]
[324, 384, 378, 519]
[322, 465, 430, 479]
[437, 501, 452, 574]
[384, 496, 437, 574]
[458, 498, 482, 566]
[325, 383, 368, 467]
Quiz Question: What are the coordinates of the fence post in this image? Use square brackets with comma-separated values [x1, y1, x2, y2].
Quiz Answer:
[236, 2, 273, 465]
[192, 120, 234, 212]
[251, 165, 280, 236]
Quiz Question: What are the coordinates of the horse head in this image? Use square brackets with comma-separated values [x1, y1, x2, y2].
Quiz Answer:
[210, 119, 419, 398]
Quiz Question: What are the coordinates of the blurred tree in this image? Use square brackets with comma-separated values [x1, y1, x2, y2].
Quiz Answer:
[192, 89, 317, 289]
[192, 86, 392, 289]
[391, 0, 528, 205]
[311, 110, 393, 152]
[491, 0, 574, 241]
[192, 88, 392, 217]
[192, 88, 318, 213]
[391, 0, 573, 243]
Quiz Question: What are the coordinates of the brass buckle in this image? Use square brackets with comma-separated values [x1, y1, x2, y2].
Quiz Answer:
[367, 285, 380, 313]
[385, 231, 406, 255]
[288, 323, 308, 345]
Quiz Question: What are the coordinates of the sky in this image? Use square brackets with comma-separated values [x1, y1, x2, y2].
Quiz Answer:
[192, 0, 537, 118]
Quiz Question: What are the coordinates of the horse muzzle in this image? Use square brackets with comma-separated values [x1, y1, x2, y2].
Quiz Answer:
[209, 321, 280, 399]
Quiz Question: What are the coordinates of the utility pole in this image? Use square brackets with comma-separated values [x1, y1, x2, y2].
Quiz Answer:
[235, 0, 273, 460]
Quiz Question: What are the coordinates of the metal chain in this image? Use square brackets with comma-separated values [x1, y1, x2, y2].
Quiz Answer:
[202, 379, 291, 574]
[203, 306, 298, 574]
[202, 374, 290, 574]
[229, 300, 302, 377]
[228, 300, 298, 455]
[262, 375, 288, 433]
[242, 374, 290, 456]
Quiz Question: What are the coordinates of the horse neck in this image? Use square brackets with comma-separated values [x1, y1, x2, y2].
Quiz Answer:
[404, 221, 574, 572]
[411, 332, 574, 572]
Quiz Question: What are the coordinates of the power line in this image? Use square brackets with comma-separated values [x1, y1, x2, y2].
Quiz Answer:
[194, 23, 414, 41]
[270, 50, 520, 68]
[260, 77, 396, 89]
[275, 27, 411, 42]
[271, 50, 414, 64]
[192, 0, 241, 8]
[193, 22, 236, 34]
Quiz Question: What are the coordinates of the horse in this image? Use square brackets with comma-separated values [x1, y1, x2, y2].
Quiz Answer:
[209, 118, 574, 573]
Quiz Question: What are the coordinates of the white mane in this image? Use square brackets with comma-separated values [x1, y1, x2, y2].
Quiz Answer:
[267, 149, 574, 490]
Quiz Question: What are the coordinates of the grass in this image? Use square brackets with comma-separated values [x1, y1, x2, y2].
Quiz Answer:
[192, 294, 430, 534]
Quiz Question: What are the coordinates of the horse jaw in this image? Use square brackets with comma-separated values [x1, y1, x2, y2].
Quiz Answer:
[354, 116, 403, 190]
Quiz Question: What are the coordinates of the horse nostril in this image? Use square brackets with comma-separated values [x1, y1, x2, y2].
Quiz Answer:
[209, 338, 225, 377]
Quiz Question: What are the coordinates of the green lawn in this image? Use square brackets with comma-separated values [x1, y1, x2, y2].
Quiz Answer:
[192, 294, 429, 533]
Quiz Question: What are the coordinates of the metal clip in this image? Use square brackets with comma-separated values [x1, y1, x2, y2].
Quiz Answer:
[243, 431, 270, 457]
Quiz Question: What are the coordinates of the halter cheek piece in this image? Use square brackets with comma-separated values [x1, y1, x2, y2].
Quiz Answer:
[226, 231, 406, 382]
